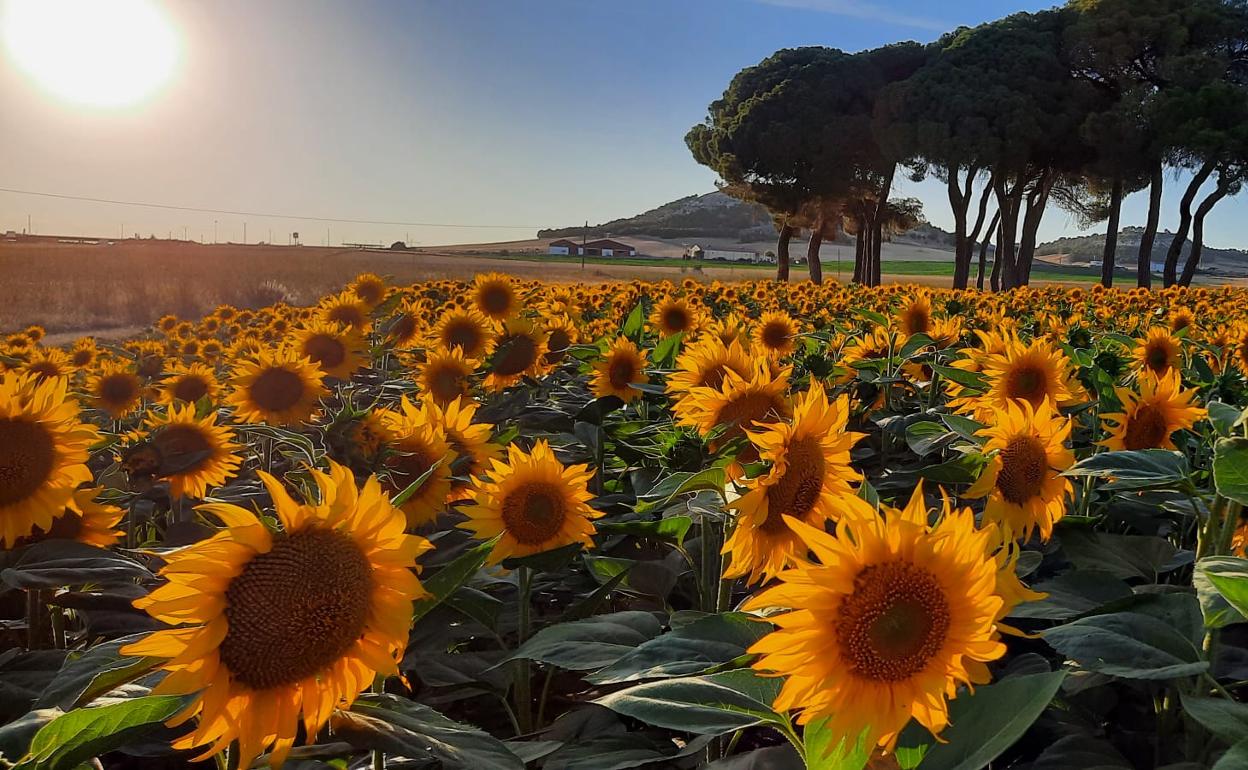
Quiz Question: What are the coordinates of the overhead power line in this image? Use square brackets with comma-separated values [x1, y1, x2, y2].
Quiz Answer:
[0, 186, 539, 230]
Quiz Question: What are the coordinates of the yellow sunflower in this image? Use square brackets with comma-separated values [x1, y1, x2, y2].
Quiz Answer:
[673, 362, 792, 466]
[12, 487, 124, 548]
[484, 318, 550, 392]
[157, 362, 221, 406]
[121, 462, 431, 770]
[649, 296, 705, 339]
[0, 373, 99, 547]
[87, 361, 146, 418]
[723, 384, 867, 585]
[319, 291, 372, 332]
[416, 346, 476, 406]
[472, 272, 519, 321]
[967, 399, 1074, 542]
[126, 404, 244, 499]
[1133, 327, 1183, 377]
[752, 311, 800, 359]
[421, 395, 501, 501]
[666, 336, 754, 398]
[379, 397, 455, 526]
[226, 349, 327, 426]
[292, 321, 367, 380]
[590, 337, 650, 403]
[1100, 369, 1205, 451]
[965, 336, 1085, 419]
[544, 315, 580, 366]
[23, 348, 75, 382]
[431, 306, 497, 360]
[461, 439, 599, 564]
[350, 272, 388, 308]
[746, 486, 1008, 750]
[895, 292, 933, 337]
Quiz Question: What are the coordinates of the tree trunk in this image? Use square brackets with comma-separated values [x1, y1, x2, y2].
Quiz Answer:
[948, 163, 980, 290]
[852, 220, 866, 284]
[776, 223, 793, 282]
[1016, 170, 1054, 286]
[1164, 159, 1216, 287]
[806, 213, 824, 285]
[870, 166, 896, 287]
[993, 173, 1024, 290]
[990, 214, 1004, 292]
[978, 208, 1000, 291]
[1101, 176, 1124, 288]
[1138, 163, 1163, 288]
[1180, 181, 1232, 286]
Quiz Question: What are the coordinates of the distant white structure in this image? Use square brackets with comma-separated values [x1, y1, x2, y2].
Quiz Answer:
[547, 238, 638, 257]
[686, 244, 765, 263]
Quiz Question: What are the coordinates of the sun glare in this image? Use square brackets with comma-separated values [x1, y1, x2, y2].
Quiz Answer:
[2, 0, 179, 108]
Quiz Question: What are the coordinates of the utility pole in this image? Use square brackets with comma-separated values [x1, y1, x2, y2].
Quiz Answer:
[182, 225, 188, 241]
[581, 220, 588, 269]
[213, 220, 218, 244]
[27, 214, 31, 234]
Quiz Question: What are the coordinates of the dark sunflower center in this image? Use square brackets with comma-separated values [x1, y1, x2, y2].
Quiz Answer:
[479, 286, 512, 316]
[1004, 363, 1047, 405]
[492, 335, 539, 377]
[501, 483, 567, 545]
[836, 562, 950, 682]
[99, 374, 139, 407]
[303, 334, 347, 370]
[355, 283, 384, 305]
[903, 307, 930, 335]
[249, 367, 306, 412]
[384, 443, 437, 497]
[390, 314, 417, 343]
[137, 357, 163, 380]
[698, 365, 730, 390]
[545, 329, 572, 364]
[716, 392, 782, 436]
[172, 376, 209, 404]
[152, 424, 214, 474]
[0, 418, 57, 507]
[1123, 403, 1170, 450]
[428, 364, 467, 403]
[997, 435, 1049, 505]
[220, 528, 373, 690]
[445, 320, 484, 355]
[608, 354, 638, 390]
[71, 349, 93, 367]
[762, 436, 826, 532]
[761, 321, 790, 350]
[662, 307, 691, 333]
[327, 305, 365, 328]
[1145, 344, 1171, 373]
[28, 362, 62, 381]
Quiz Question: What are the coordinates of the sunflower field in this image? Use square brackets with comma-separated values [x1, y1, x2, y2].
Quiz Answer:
[2, 273, 1248, 769]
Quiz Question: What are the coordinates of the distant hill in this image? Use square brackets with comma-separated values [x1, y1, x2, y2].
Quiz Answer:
[1038, 227, 1248, 265]
[539, 191, 776, 242]
[540, 191, 954, 246]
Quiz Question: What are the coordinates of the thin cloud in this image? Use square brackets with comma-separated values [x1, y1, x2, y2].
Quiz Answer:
[754, 0, 949, 32]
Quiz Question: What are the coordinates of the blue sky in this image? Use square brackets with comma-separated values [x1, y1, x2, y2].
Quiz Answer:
[0, 0, 1242, 249]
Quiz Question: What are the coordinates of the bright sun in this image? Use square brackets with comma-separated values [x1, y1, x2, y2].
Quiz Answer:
[2, 0, 179, 108]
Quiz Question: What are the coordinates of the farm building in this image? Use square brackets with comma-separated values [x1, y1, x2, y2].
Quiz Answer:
[547, 239, 580, 255]
[685, 244, 767, 263]
[549, 239, 638, 257]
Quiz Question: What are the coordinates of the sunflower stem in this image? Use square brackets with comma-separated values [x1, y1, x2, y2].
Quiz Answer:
[371, 674, 386, 770]
[514, 566, 534, 735]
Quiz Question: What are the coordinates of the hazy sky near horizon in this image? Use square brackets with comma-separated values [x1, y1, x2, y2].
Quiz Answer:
[1, 0, 1244, 249]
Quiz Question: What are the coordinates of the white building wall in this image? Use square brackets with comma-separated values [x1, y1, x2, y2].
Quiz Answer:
[549, 246, 570, 255]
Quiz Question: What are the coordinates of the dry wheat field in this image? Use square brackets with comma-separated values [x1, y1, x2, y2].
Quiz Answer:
[1, 273, 1248, 769]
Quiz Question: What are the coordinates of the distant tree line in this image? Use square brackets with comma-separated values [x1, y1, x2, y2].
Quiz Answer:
[686, 0, 1248, 289]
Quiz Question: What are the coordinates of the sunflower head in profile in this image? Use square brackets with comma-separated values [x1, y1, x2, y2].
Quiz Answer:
[384, 299, 423, 349]
[472, 272, 519, 321]
[590, 337, 650, 403]
[292, 321, 367, 381]
[971, 336, 1084, 419]
[543, 315, 580, 366]
[350, 272, 389, 308]
[1100, 369, 1205, 451]
[23, 348, 74, 382]
[424, 395, 501, 501]
[122, 461, 431, 770]
[483, 318, 550, 392]
[87, 361, 146, 418]
[378, 397, 455, 526]
[752, 311, 800, 359]
[68, 339, 99, 369]
[649, 296, 704, 339]
[461, 439, 599, 564]
[318, 291, 372, 332]
[0, 373, 99, 547]
[1133, 327, 1183, 377]
[746, 485, 1010, 750]
[706, 312, 751, 348]
[666, 335, 754, 397]
[157, 362, 221, 407]
[12, 487, 124, 549]
[723, 383, 867, 586]
[226, 349, 328, 426]
[416, 346, 477, 406]
[1169, 307, 1195, 335]
[124, 404, 243, 499]
[967, 398, 1074, 542]
[431, 306, 497, 360]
